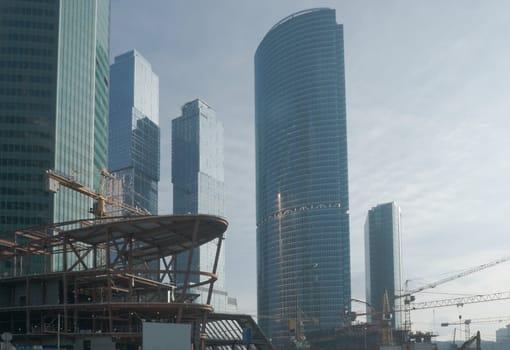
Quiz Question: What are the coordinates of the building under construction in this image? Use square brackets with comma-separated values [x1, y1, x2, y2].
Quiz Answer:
[0, 214, 272, 350]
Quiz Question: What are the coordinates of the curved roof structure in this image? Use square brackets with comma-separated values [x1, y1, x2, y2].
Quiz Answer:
[0, 214, 228, 262]
[0, 214, 240, 349]
[62, 214, 228, 261]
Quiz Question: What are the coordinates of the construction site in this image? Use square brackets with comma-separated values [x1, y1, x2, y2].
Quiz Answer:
[0, 170, 272, 350]
[0, 214, 273, 350]
[0, 170, 508, 350]
[300, 256, 510, 350]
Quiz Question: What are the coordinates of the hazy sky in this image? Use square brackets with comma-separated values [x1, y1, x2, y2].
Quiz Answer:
[111, 0, 510, 341]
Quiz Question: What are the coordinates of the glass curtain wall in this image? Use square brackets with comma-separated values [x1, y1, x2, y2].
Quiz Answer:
[255, 8, 351, 348]
[0, 0, 110, 273]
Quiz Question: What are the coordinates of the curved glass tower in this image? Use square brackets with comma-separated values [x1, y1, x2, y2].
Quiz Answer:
[255, 8, 350, 347]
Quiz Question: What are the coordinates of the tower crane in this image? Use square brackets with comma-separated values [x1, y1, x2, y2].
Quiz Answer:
[396, 291, 510, 345]
[407, 291, 510, 310]
[46, 169, 150, 218]
[397, 255, 510, 334]
[348, 295, 394, 346]
[441, 314, 510, 341]
[441, 314, 510, 327]
[349, 291, 510, 347]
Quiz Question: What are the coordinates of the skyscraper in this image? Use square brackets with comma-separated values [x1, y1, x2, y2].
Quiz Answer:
[172, 99, 235, 311]
[0, 0, 110, 233]
[255, 8, 350, 347]
[109, 50, 160, 214]
[365, 202, 403, 329]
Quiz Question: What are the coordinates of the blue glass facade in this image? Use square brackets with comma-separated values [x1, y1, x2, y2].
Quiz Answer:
[54, 0, 110, 225]
[109, 50, 160, 215]
[172, 99, 232, 311]
[255, 8, 350, 346]
[0, 0, 110, 234]
[365, 202, 403, 329]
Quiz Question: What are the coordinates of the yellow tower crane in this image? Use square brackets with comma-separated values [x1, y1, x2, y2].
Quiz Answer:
[46, 169, 150, 218]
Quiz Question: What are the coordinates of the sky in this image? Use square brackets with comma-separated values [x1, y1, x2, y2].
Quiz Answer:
[110, 0, 510, 342]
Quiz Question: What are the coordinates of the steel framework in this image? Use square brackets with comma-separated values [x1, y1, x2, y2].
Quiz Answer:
[405, 291, 510, 310]
[0, 214, 227, 349]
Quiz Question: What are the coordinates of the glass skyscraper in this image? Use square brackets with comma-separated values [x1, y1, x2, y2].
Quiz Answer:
[109, 50, 160, 215]
[365, 202, 403, 329]
[0, 0, 110, 233]
[255, 8, 350, 347]
[172, 99, 236, 312]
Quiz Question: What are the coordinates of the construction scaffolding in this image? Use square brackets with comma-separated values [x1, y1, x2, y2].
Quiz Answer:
[0, 214, 241, 349]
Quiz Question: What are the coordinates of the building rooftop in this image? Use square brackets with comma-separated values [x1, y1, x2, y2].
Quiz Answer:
[269, 8, 332, 32]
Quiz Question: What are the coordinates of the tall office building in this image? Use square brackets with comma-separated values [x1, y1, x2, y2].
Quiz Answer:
[172, 99, 236, 312]
[109, 50, 160, 215]
[0, 0, 110, 234]
[365, 202, 403, 329]
[255, 8, 350, 347]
